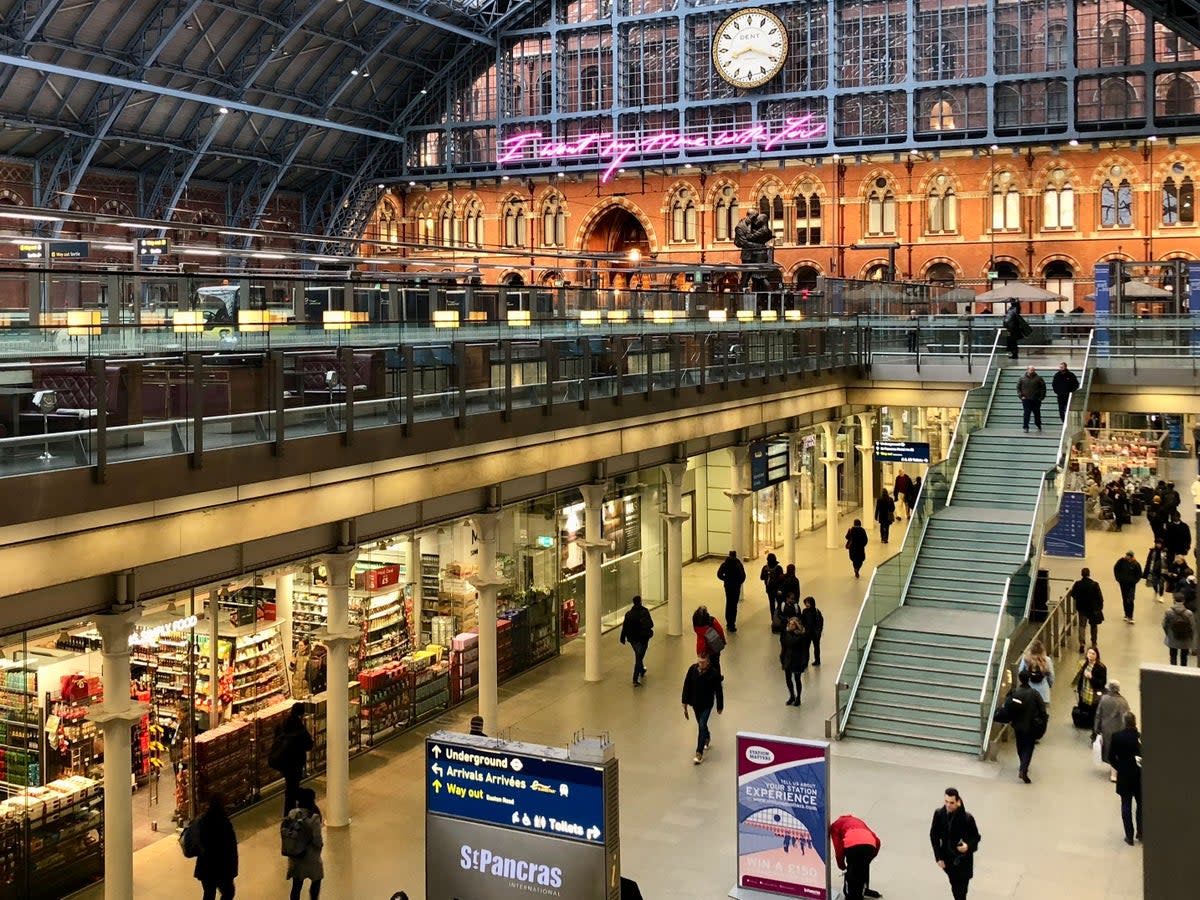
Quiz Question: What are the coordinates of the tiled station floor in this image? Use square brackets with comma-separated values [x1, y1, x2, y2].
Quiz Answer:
[78, 462, 1199, 900]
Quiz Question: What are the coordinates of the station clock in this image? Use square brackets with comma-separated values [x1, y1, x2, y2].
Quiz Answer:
[712, 8, 789, 89]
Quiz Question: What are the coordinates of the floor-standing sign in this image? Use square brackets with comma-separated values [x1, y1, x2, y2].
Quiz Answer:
[730, 733, 830, 900]
[425, 730, 621, 900]
[1044, 490, 1086, 558]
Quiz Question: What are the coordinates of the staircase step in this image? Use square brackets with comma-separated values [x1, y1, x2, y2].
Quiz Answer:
[854, 684, 983, 714]
[906, 578, 1008, 598]
[859, 673, 980, 702]
[867, 651, 988, 678]
[872, 635, 994, 661]
[850, 709, 980, 738]
[905, 596, 1003, 612]
[915, 552, 1024, 574]
[842, 724, 978, 754]
[852, 700, 980, 726]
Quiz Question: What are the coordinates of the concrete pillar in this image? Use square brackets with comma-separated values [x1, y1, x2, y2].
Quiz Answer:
[409, 534, 424, 650]
[580, 483, 609, 682]
[314, 549, 360, 828]
[856, 411, 877, 519]
[662, 463, 689, 637]
[470, 512, 503, 732]
[275, 572, 295, 669]
[725, 445, 752, 560]
[781, 472, 798, 565]
[89, 606, 146, 900]
[819, 422, 842, 549]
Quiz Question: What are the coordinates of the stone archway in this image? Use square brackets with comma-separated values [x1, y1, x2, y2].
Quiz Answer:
[579, 204, 653, 288]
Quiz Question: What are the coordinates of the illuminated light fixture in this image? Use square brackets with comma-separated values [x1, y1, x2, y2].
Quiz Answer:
[8, 238, 35, 245]
[309, 256, 340, 263]
[237, 310, 271, 332]
[651, 309, 676, 324]
[784, 309, 804, 322]
[183, 248, 222, 256]
[217, 230, 244, 237]
[432, 310, 460, 329]
[760, 309, 779, 322]
[408, 181, 416, 187]
[579, 310, 602, 325]
[507, 310, 532, 327]
[467, 310, 488, 322]
[173, 310, 205, 333]
[322, 310, 367, 331]
[606, 309, 630, 323]
[708, 309, 728, 322]
[736, 310, 755, 322]
[102, 243, 134, 251]
[0, 211, 62, 222]
[218, 106, 229, 114]
[66, 309, 101, 336]
[116, 221, 149, 228]
[351, 69, 360, 76]
[1068, 139, 1079, 146]
[252, 252, 286, 259]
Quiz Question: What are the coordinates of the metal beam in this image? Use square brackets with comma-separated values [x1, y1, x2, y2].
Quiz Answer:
[360, 0, 493, 45]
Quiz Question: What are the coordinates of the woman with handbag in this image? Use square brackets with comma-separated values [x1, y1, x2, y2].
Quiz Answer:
[844, 519, 869, 579]
[1108, 712, 1143, 845]
[1070, 646, 1107, 729]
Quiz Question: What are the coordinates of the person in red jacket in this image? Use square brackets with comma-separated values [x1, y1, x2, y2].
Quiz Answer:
[830, 814, 882, 900]
[691, 606, 726, 677]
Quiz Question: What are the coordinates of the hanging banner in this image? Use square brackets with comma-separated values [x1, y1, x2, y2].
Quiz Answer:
[1044, 490, 1086, 558]
[733, 733, 830, 899]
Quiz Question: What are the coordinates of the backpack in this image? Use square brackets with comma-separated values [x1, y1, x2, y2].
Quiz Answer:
[1028, 664, 1046, 684]
[280, 814, 311, 858]
[179, 819, 203, 859]
[704, 624, 726, 655]
[267, 728, 292, 772]
[1169, 610, 1194, 642]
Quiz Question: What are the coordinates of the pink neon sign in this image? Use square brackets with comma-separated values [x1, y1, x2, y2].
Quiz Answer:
[496, 114, 827, 182]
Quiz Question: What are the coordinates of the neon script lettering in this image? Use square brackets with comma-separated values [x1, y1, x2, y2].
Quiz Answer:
[496, 115, 827, 181]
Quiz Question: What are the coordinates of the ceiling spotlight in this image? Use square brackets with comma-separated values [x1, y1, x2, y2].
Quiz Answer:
[361, 71, 369, 78]
[1068, 139, 1079, 146]
[378, 183, 385, 189]
[420, 88, 428, 95]
[351, 69, 359, 76]
[408, 180, 416, 187]
[218, 106, 229, 114]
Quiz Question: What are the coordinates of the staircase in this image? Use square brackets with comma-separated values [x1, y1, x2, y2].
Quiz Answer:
[840, 353, 1092, 755]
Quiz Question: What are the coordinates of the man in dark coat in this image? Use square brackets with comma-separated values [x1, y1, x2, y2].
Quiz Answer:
[193, 795, 239, 899]
[716, 550, 746, 632]
[929, 788, 981, 900]
[1016, 365, 1046, 433]
[1068, 567, 1104, 652]
[681, 654, 724, 765]
[1051, 361, 1080, 421]
[777, 563, 801, 610]
[271, 702, 315, 815]
[760, 553, 784, 620]
[1107, 712, 1143, 845]
[1004, 670, 1047, 784]
[1164, 512, 1192, 562]
[619, 594, 654, 686]
[1113, 550, 1144, 623]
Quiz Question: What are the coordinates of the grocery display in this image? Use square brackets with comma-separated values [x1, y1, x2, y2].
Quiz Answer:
[0, 777, 103, 900]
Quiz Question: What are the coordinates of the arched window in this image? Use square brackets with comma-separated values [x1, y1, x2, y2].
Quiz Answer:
[1162, 166, 1195, 225]
[994, 261, 1021, 280]
[1099, 78, 1135, 120]
[926, 262, 956, 285]
[670, 188, 697, 243]
[1042, 169, 1074, 230]
[439, 200, 456, 245]
[1101, 20, 1131, 66]
[503, 199, 528, 247]
[1047, 81, 1068, 123]
[927, 175, 957, 235]
[415, 202, 435, 245]
[995, 24, 1019, 75]
[714, 185, 738, 242]
[864, 263, 889, 281]
[865, 177, 895, 236]
[463, 199, 484, 249]
[929, 99, 956, 131]
[794, 186, 822, 246]
[991, 173, 1021, 231]
[1046, 22, 1068, 69]
[581, 65, 601, 110]
[995, 87, 1020, 128]
[1043, 260, 1074, 312]
[378, 204, 399, 247]
[758, 190, 785, 240]
[1161, 74, 1198, 116]
[1100, 176, 1134, 228]
[538, 71, 553, 115]
[541, 194, 566, 247]
[794, 265, 820, 291]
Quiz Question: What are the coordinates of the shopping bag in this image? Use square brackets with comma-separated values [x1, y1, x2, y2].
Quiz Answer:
[1091, 733, 1104, 767]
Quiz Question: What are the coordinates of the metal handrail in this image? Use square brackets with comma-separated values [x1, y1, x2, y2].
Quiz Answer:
[840, 625, 879, 734]
[945, 432, 971, 505]
[979, 637, 1012, 757]
[1054, 330, 1096, 469]
[897, 512, 933, 605]
[834, 566, 881, 729]
[979, 574, 1012, 709]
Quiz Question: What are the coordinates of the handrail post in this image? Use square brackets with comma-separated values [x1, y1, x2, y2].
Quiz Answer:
[271, 349, 285, 456]
[502, 339, 513, 421]
[188, 351, 203, 469]
[455, 340, 468, 427]
[90, 355, 107, 483]
[580, 337, 592, 410]
[644, 335, 654, 400]
[402, 343, 415, 436]
[542, 338, 557, 414]
[339, 345, 355, 444]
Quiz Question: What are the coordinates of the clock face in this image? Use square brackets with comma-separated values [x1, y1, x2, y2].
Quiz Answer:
[712, 8, 788, 89]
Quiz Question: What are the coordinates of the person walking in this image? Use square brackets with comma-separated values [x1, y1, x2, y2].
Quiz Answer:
[1051, 361, 1080, 421]
[1165, 554, 1194, 597]
[778, 617, 811, 706]
[874, 489, 896, 543]
[1068, 568, 1104, 653]
[1109, 484, 1132, 532]
[1164, 511, 1192, 562]
[1113, 550, 1144, 623]
[893, 470, 913, 519]
[1070, 646, 1107, 730]
[1107, 712, 1143, 845]
[929, 788, 981, 900]
[269, 702, 315, 816]
[760, 553, 784, 620]
[830, 814, 883, 900]
[905, 476, 922, 517]
[680, 654, 724, 764]
[1162, 594, 1195, 666]
[283, 787, 324, 900]
[1003, 299, 1030, 360]
[778, 564, 801, 612]
[1144, 538, 1169, 602]
[1003, 670, 1047, 783]
[1094, 680, 1131, 783]
[619, 594, 654, 686]
[800, 596, 825, 666]
[692, 606, 727, 677]
[1016, 365, 1046, 433]
[845, 519, 870, 578]
[716, 550, 746, 632]
[192, 794, 238, 900]
[1017, 639, 1054, 707]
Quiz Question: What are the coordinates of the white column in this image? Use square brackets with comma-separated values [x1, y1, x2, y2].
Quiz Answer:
[208, 595, 220, 723]
[470, 512, 503, 732]
[856, 411, 877, 520]
[315, 549, 360, 828]
[409, 534, 424, 650]
[662, 463, 689, 637]
[822, 458, 843, 549]
[275, 572, 295, 670]
[580, 483, 608, 682]
[89, 606, 146, 900]
[781, 472, 797, 565]
[725, 445, 752, 561]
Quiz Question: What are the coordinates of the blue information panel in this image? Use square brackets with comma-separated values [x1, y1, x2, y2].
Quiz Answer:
[750, 439, 790, 491]
[1044, 491, 1086, 558]
[873, 440, 930, 464]
[426, 737, 607, 845]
